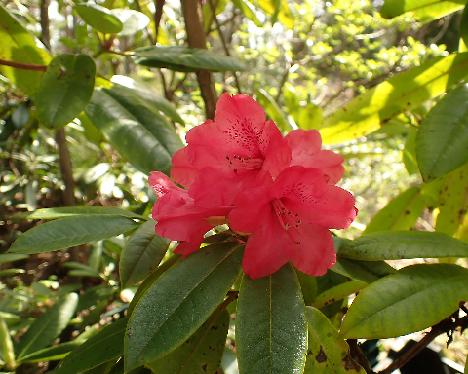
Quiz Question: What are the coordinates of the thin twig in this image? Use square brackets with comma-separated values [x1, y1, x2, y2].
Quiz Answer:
[0, 58, 47, 72]
[153, 0, 165, 43]
[348, 339, 375, 374]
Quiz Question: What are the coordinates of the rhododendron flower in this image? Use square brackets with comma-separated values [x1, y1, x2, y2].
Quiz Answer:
[228, 167, 356, 279]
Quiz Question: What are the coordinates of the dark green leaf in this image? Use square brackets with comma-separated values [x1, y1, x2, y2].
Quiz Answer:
[313, 280, 368, 309]
[125, 243, 243, 370]
[85, 86, 182, 174]
[236, 265, 307, 374]
[9, 215, 138, 254]
[17, 293, 78, 358]
[416, 84, 468, 181]
[19, 341, 81, 363]
[134, 46, 246, 72]
[147, 310, 229, 374]
[120, 219, 170, 288]
[35, 54, 96, 128]
[55, 318, 126, 373]
[381, 0, 466, 21]
[331, 258, 396, 283]
[0, 253, 28, 264]
[340, 264, 468, 338]
[304, 307, 364, 374]
[338, 231, 468, 261]
[74, 3, 123, 34]
[24, 206, 145, 220]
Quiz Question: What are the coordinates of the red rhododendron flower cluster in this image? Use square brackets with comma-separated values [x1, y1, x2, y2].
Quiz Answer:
[149, 94, 357, 279]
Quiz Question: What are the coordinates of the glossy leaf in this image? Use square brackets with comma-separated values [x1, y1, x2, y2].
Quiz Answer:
[19, 341, 81, 363]
[331, 258, 396, 283]
[9, 215, 138, 254]
[134, 46, 246, 72]
[236, 265, 307, 374]
[17, 293, 78, 358]
[147, 310, 229, 373]
[0, 3, 50, 95]
[338, 231, 468, 261]
[125, 243, 243, 370]
[55, 318, 126, 373]
[304, 307, 364, 374]
[35, 54, 96, 129]
[313, 280, 368, 309]
[321, 53, 468, 144]
[381, 0, 466, 21]
[120, 219, 170, 288]
[24, 206, 145, 220]
[340, 264, 468, 338]
[416, 84, 468, 181]
[85, 86, 182, 174]
[74, 3, 123, 34]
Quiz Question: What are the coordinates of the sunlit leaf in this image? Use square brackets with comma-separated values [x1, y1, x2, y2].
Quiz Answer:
[74, 3, 123, 34]
[381, 0, 466, 22]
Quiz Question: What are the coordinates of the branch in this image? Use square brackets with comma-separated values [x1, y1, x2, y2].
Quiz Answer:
[153, 0, 165, 43]
[347, 339, 375, 374]
[0, 58, 47, 72]
[181, 0, 217, 119]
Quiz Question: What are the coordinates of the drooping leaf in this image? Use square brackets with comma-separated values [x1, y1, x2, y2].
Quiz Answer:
[147, 310, 229, 374]
[331, 258, 396, 283]
[313, 280, 368, 310]
[74, 3, 123, 34]
[236, 265, 307, 374]
[0, 3, 50, 95]
[9, 215, 138, 254]
[416, 84, 468, 181]
[133, 46, 247, 72]
[19, 341, 82, 363]
[381, 0, 466, 22]
[125, 243, 243, 371]
[35, 54, 96, 129]
[85, 86, 182, 174]
[24, 206, 145, 220]
[304, 307, 364, 374]
[17, 293, 78, 358]
[321, 53, 468, 144]
[340, 264, 468, 338]
[338, 231, 468, 261]
[55, 318, 126, 373]
[120, 219, 170, 288]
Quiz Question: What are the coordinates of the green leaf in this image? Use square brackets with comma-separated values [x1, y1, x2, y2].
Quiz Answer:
[338, 231, 468, 261]
[321, 53, 468, 144]
[296, 271, 318, 305]
[120, 219, 170, 288]
[340, 264, 468, 338]
[416, 84, 468, 181]
[236, 265, 307, 374]
[74, 3, 123, 34]
[256, 89, 293, 131]
[294, 103, 324, 130]
[9, 215, 138, 254]
[331, 258, 396, 283]
[147, 310, 229, 373]
[0, 253, 27, 264]
[363, 186, 426, 234]
[35, 54, 96, 129]
[313, 280, 368, 310]
[133, 46, 247, 72]
[0, 3, 50, 95]
[85, 86, 182, 174]
[19, 341, 82, 363]
[461, 5, 468, 51]
[304, 307, 364, 374]
[0, 318, 16, 370]
[55, 318, 126, 373]
[125, 243, 243, 371]
[381, 0, 466, 21]
[24, 206, 145, 220]
[232, 0, 262, 26]
[17, 293, 78, 358]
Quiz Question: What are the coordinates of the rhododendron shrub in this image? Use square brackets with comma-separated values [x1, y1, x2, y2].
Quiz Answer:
[149, 94, 357, 279]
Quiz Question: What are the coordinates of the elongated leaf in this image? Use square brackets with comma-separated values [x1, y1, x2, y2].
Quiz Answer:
[19, 341, 81, 363]
[363, 186, 426, 234]
[338, 231, 468, 261]
[125, 243, 243, 371]
[313, 280, 368, 309]
[17, 293, 78, 358]
[147, 310, 229, 373]
[35, 54, 96, 128]
[416, 84, 468, 181]
[381, 0, 466, 21]
[0, 318, 16, 370]
[0, 253, 27, 264]
[304, 307, 364, 374]
[9, 215, 137, 254]
[233, 0, 262, 26]
[55, 318, 126, 373]
[236, 265, 307, 374]
[256, 89, 292, 131]
[0, 3, 50, 95]
[120, 219, 170, 288]
[321, 53, 468, 144]
[85, 87, 182, 174]
[340, 264, 468, 338]
[331, 258, 396, 283]
[24, 206, 144, 220]
[74, 3, 123, 34]
[134, 46, 246, 72]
